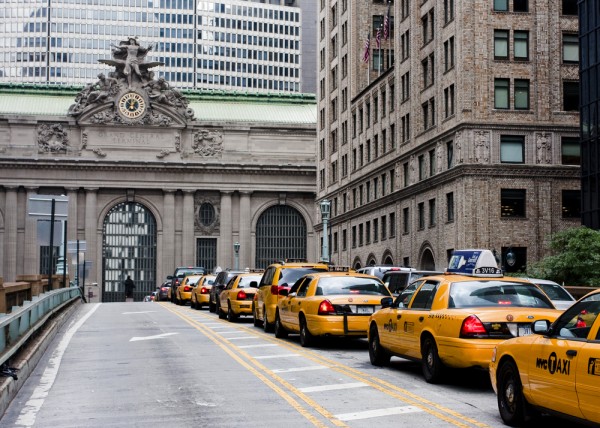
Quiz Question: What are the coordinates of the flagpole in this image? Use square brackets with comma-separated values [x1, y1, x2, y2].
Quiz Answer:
[379, 25, 383, 77]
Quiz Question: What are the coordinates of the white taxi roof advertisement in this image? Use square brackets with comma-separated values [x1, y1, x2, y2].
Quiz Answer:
[448, 249, 503, 277]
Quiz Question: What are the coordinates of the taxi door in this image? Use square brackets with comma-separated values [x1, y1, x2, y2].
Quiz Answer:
[399, 280, 440, 360]
[526, 306, 590, 419]
[280, 278, 310, 332]
[575, 307, 600, 423]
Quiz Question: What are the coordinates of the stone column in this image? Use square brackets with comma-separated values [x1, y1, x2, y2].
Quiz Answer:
[219, 191, 233, 269]
[66, 187, 78, 243]
[24, 187, 39, 274]
[163, 190, 176, 273]
[84, 188, 98, 285]
[239, 191, 252, 269]
[4, 187, 18, 282]
[182, 190, 195, 266]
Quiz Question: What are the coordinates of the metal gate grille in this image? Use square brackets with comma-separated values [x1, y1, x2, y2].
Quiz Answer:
[102, 202, 157, 302]
[255, 205, 307, 269]
[196, 238, 217, 273]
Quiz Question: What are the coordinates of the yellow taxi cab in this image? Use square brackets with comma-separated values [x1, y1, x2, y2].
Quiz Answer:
[175, 274, 202, 305]
[490, 288, 600, 426]
[253, 260, 329, 332]
[190, 274, 216, 310]
[367, 249, 562, 383]
[217, 271, 263, 322]
[275, 267, 392, 347]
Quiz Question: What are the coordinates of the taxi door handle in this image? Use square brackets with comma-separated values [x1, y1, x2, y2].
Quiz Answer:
[566, 350, 577, 357]
[397, 314, 402, 320]
[419, 316, 424, 322]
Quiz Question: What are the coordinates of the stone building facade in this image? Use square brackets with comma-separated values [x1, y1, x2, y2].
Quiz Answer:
[317, 0, 581, 272]
[0, 39, 318, 301]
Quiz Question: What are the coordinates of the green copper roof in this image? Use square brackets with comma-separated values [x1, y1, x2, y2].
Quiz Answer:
[0, 84, 317, 125]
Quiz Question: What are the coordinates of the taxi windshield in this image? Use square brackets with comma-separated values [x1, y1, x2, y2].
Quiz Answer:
[318, 277, 389, 296]
[449, 281, 554, 309]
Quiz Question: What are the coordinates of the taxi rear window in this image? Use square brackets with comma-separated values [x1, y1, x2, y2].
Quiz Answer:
[318, 277, 390, 296]
[278, 267, 328, 285]
[449, 281, 554, 309]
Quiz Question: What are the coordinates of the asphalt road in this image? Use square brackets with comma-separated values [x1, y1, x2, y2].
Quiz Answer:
[0, 302, 588, 427]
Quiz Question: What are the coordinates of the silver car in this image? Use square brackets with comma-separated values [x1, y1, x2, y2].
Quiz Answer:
[527, 278, 576, 310]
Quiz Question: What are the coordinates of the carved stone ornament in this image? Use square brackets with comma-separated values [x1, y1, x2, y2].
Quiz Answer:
[473, 131, 490, 163]
[192, 130, 224, 157]
[536, 132, 551, 164]
[37, 123, 69, 153]
[194, 194, 221, 234]
[68, 37, 194, 124]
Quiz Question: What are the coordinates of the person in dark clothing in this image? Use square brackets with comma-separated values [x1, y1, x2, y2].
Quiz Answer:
[124, 275, 135, 299]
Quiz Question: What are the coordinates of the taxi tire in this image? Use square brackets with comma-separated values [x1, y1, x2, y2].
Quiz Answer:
[217, 301, 226, 319]
[421, 335, 444, 384]
[274, 312, 288, 338]
[368, 324, 390, 366]
[262, 306, 274, 333]
[209, 300, 216, 313]
[497, 360, 527, 426]
[227, 303, 237, 322]
[253, 304, 262, 327]
[299, 316, 314, 347]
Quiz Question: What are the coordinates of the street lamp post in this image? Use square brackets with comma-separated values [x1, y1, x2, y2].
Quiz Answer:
[319, 199, 331, 263]
[234, 241, 240, 270]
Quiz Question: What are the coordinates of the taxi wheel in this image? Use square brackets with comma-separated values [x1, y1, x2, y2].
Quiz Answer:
[209, 300, 216, 313]
[497, 360, 527, 426]
[299, 316, 314, 347]
[368, 324, 390, 366]
[262, 306, 273, 333]
[217, 301, 226, 319]
[274, 312, 288, 338]
[227, 303, 237, 322]
[421, 335, 444, 384]
[253, 305, 262, 327]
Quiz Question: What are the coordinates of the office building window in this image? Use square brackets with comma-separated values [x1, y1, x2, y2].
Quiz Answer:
[563, 33, 579, 63]
[562, 0, 577, 15]
[446, 192, 454, 222]
[447, 140, 454, 168]
[418, 155, 426, 180]
[429, 198, 436, 227]
[501, 189, 526, 217]
[381, 215, 387, 240]
[444, 84, 455, 118]
[444, 37, 455, 71]
[494, 0, 508, 11]
[563, 81, 579, 111]
[514, 79, 530, 110]
[562, 190, 581, 218]
[389, 212, 396, 237]
[342, 229, 347, 251]
[494, 78, 510, 109]
[561, 137, 580, 165]
[352, 226, 356, 248]
[500, 135, 525, 163]
[418, 202, 425, 229]
[494, 30, 509, 60]
[403, 162, 409, 187]
[373, 218, 379, 242]
[403, 207, 410, 234]
[514, 31, 529, 60]
[514, 0, 528, 12]
[444, 0, 454, 23]
[429, 149, 436, 176]
[359, 223, 364, 246]
[422, 98, 435, 130]
[366, 221, 371, 245]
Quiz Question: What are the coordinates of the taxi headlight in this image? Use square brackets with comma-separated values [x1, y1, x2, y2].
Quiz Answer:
[491, 347, 497, 363]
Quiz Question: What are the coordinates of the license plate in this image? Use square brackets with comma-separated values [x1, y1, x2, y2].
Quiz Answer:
[518, 326, 532, 336]
[357, 305, 374, 314]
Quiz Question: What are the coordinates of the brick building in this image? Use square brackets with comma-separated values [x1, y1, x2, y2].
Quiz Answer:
[317, 0, 581, 271]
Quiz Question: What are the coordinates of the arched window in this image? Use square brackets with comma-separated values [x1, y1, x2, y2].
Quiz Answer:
[255, 205, 306, 269]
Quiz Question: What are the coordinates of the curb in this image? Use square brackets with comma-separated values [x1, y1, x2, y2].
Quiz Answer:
[0, 299, 83, 418]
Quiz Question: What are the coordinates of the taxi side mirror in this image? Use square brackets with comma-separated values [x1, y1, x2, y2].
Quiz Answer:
[249, 281, 258, 288]
[380, 297, 394, 308]
[532, 320, 551, 335]
[279, 289, 289, 297]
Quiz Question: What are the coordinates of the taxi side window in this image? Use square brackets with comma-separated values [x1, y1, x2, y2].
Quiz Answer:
[260, 268, 274, 287]
[226, 277, 236, 290]
[555, 299, 600, 339]
[297, 279, 311, 297]
[410, 281, 439, 310]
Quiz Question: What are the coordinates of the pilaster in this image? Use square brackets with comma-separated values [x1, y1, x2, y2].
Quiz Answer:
[219, 191, 233, 269]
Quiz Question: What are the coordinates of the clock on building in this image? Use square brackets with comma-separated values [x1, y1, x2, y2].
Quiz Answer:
[118, 92, 146, 119]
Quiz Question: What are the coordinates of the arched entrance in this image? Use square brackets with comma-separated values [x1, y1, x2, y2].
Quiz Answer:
[419, 248, 436, 270]
[255, 205, 306, 269]
[102, 202, 157, 302]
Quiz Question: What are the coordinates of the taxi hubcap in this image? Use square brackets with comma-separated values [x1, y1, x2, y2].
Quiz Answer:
[505, 383, 515, 407]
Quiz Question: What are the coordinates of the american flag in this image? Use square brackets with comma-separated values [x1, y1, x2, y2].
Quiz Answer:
[383, 3, 391, 40]
[376, 27, 382, 49]
[362, 33, 370, 63]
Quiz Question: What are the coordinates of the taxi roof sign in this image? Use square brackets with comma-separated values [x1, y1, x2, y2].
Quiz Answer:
[447, 249, 503, 277]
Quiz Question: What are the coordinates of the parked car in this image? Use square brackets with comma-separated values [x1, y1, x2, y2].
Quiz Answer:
[156, 280, 171, 301]
[175, 274, 203, 306]
[168, 266, 205, 303]
[490, 288, 600, 426]
[356, 265, 398, 279]
[191, 274, 217, 310]
[525, 278, 576, 310]
[253, 260, 329, 332]
[275, 268, 392, 346]
[381, 268, 444, 295]
[217, 272, 263, 322]
[368, 249, 562, 383]
[209, 270, 246, 312]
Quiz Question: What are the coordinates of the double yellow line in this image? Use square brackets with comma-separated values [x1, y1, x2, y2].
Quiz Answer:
[163, 303, 491, 428]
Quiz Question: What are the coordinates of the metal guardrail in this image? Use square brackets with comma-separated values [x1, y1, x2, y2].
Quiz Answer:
[0, 287, 81, 367]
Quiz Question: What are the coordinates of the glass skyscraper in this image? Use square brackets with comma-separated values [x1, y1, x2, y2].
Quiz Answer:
[0, 0, 315, 93]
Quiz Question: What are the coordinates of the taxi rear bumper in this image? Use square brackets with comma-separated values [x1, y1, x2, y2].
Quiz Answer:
[230, 299, 254, 315]
[437, 337, 503, 369]
[305, 313, 371, 337]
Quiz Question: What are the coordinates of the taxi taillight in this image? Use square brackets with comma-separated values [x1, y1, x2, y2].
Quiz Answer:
[183, 286, 192, 292]
[318, 300, 336, 315]
[200, 287, 209, 294]
[237, 290, 247, 300]
[270, 285, 288, 295]
[161, 287, 168, 292]
[460, 315, 488, 338]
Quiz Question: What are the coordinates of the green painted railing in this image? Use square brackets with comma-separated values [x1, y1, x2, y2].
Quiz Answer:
[0, 287, 81, 367]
